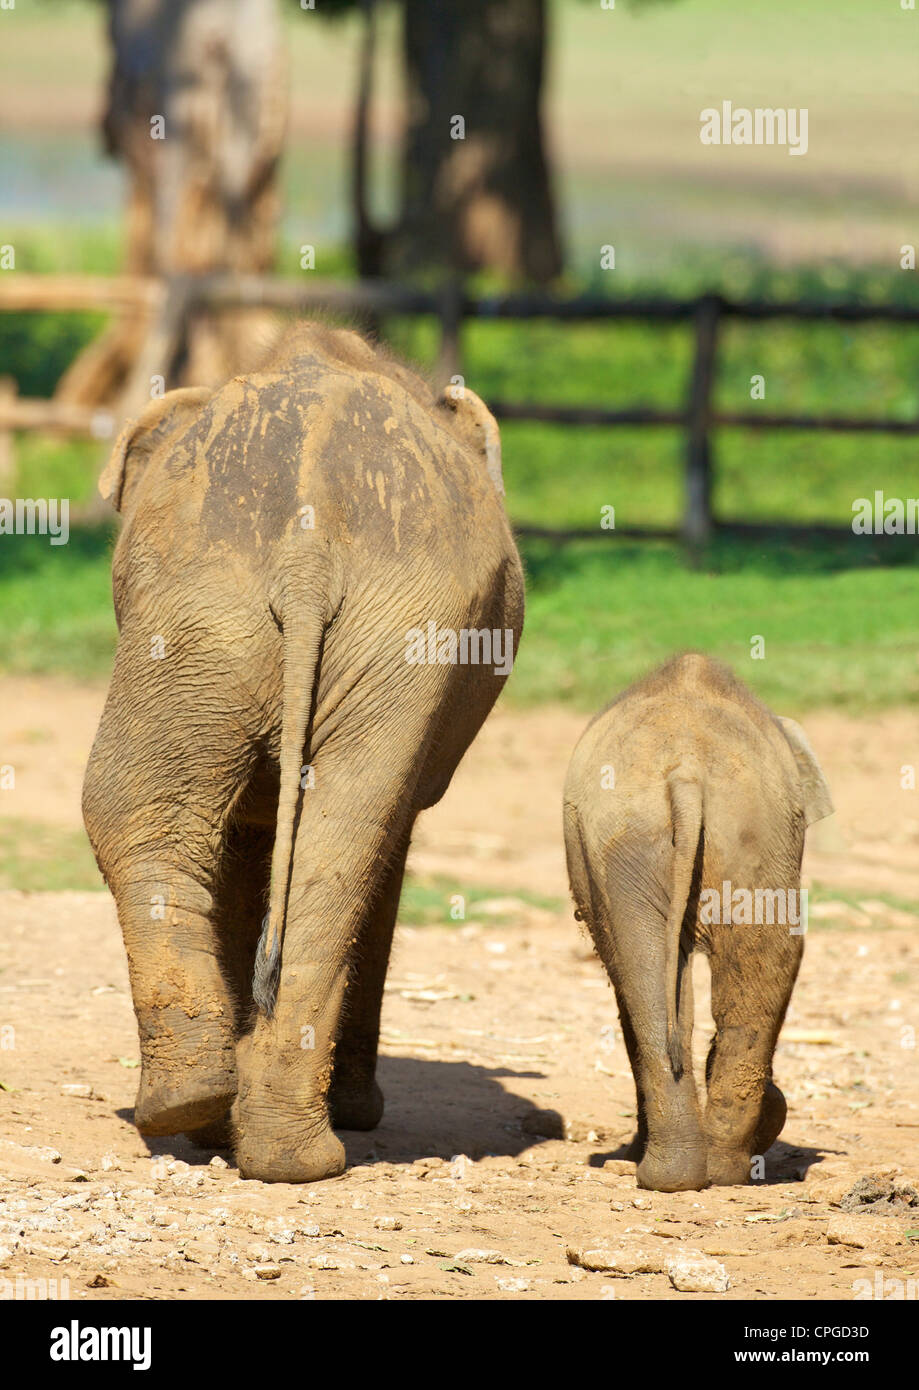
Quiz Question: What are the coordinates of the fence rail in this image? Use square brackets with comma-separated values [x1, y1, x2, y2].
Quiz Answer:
[2, 273, 918, 543]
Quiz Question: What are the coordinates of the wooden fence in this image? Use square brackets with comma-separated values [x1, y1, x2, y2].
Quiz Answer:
[2, 273, 918, 544]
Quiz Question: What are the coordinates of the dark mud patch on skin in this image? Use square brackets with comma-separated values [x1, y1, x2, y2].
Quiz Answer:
[840, 1174, 919, 1215]
[198, 376, 307, 552]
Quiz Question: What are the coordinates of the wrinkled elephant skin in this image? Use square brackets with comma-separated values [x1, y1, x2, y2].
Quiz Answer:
[83, 324, 524, 1183]
[564, 654, 832, 1192]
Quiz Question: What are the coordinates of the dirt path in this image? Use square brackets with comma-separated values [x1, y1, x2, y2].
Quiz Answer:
[1, 892, 917, 1301]
[0, 679, 918, 1300]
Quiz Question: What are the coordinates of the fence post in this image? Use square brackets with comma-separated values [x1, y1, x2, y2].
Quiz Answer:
[683, 294, 721, 554]
[436, 277, 465, 391]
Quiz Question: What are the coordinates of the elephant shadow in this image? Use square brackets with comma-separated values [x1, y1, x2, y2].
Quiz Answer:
[346, 1055, 561, 1166]
[121, 1055, 563, 1169]
[588, 1136, 837, 1185]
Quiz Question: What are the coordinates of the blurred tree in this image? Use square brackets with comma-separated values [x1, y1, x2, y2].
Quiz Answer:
[394, 0, 561, 282]
[304, 0, 562, 283]
[58, 0, 287, 403]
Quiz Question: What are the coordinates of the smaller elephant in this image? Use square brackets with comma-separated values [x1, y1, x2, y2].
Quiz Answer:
[563, 653, 833, 1192]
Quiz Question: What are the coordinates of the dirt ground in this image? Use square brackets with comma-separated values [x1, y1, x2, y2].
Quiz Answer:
[1, 678, 918, 1301]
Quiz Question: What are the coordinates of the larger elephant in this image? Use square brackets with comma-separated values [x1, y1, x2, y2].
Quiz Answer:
[563, 653, 832, 1192]
[83, 322, 524, 1183]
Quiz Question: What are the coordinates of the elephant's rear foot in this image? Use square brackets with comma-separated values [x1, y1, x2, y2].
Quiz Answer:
[329, 1077, 384, 1131]
[706, 1149, 753, 1186]
[133, 1008, 237, 1137]
[705, 1083, 788, 1186]
[135, 1070, 237, 1137]
[637, 1145, 708, 1193]
[752, 1081, 787, 1155]
[235, 1118, 345, 1184]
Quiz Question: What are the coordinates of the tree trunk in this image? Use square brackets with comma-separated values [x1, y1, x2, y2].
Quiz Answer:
[57, 0, 287, 405]
[393, 0, 562, 283]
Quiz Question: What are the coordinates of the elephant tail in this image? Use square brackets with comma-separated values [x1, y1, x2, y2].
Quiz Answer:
[253, 600, 325, 1018]
[665, 771, 703, 1079]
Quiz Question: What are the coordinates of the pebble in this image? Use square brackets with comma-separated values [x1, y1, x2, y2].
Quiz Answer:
[309, 1254, 354, 1271]
[567, 1243, 666, 1275]
[826, 1214, 904, 1250]
[667, 1254, 730, 1293]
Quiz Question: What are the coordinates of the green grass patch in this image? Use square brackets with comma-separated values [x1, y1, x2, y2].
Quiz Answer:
[808, 882, 919, 929]
[0, 524, 117, 678]
[0, 819, 102, 892]
[397, 875, 564, 927]
[509, 534, 919, 712]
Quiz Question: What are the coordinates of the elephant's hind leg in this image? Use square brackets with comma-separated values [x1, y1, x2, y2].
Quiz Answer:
[329, 823, 412, 1131]
[83, 678, 250, 1138]
[704, 923, 801, 1185]
[600, 871, 706, 1192]
[616, 1003, 649, 1163]
[234, 746, 421, 1183]
[114, 864, 239, 1137]
[184, 823, 273, 1149]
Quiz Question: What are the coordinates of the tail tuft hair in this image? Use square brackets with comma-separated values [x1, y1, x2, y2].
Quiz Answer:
[667, 1027, 684, 1081]
[251, 596, 324, 1018]
[253, 913, 281, 1017]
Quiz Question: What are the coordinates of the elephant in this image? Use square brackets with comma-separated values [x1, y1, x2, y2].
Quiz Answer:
[83, 321, 524, 1183]
[563, 652, 833, 1192]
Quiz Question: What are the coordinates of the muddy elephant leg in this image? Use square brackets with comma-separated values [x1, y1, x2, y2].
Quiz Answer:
[185, 824, 272, 1150]
[596, 890, 705, 1192]
[106, 862, 238, 1136]
[753, 1079, 788, 1155]
[83, 673, 251, 1139]
[235, 755, 414, 1183]
[328, 823, 412, 1131]
[616, 1000, 649, 1163]
[705, 1040, 787, 1167]
[704, 927, 802, 1185]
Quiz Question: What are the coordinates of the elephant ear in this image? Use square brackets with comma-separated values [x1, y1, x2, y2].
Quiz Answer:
[99, 387, 210, 513]
[777, 716, 834, 826]
[437, 384, 504, 496]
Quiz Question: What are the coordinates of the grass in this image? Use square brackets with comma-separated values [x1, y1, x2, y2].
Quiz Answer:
[0, 524, 116, 679]
[808, 882, 919, 929]
[0, 819, 102, 892]
[508, 536, 919, 712]
[397, 876, 564, 928]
